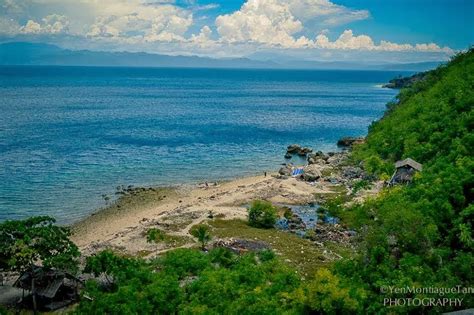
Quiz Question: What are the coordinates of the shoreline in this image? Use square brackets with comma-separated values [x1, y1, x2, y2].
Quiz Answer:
[69, 146, 350, 230]
[70, 149, 381, 257]
[69, 171, 266, 231]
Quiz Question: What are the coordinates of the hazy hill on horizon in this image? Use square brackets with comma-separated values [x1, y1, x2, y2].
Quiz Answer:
[0, 42, 443, 71]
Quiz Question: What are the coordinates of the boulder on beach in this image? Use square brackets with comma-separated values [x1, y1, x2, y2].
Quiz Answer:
[278, 165, 292, 176]
[303, 164, 322, 182]
[308, 151, 325, 159]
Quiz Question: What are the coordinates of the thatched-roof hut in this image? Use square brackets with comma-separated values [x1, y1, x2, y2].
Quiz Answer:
[14, 267, 82, 311]
[388, 158, 422, 186]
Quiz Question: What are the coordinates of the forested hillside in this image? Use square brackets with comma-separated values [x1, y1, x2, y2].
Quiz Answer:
[331, 48, 473, 313]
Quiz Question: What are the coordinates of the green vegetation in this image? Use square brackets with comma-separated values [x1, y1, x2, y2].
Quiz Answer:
[146, 228, 191, 248]
[75, 248, 364, 314]
[146, 228, 167, 242]
[325, 49, 474, 313]
[0, 216, 80, 274]
[2, 50, 472, 314]
[247, 200, 278, 228]
[190, 224, 212, 250]
[0, 216, 80, 312]
[351, 179, 372, 195]
[208, 219, 348, 277]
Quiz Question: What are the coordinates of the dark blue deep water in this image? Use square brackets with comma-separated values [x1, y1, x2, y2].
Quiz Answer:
[0, 66, 401, 223]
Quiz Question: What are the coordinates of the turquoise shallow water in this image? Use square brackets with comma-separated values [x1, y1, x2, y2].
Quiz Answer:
[0, 66, 402, 223]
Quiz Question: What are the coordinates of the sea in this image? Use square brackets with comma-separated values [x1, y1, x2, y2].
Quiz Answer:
[0, 66, 403, 224]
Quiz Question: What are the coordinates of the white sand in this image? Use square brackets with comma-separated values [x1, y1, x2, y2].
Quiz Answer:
[72, 173, 340, 257]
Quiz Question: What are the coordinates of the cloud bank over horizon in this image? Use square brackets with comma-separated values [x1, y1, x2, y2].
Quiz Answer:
[0, 0, 461, 62]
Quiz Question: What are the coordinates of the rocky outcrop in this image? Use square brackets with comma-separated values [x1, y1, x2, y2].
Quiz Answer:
[307, 151, 327, 165]
[286, 144, 313, 157]
[278, 165, 292, 176]
[306, 223, 356, 245]
[342, 166, 365, 179]
[286, 144, 301, 153]
[383, 71, 428, 89]
[298, 147, 313, 156]
[213, 238, 269, 254]
[302, 164, 322, 182]
[336, 137, 364, 148]
[287, 213, 306, 231]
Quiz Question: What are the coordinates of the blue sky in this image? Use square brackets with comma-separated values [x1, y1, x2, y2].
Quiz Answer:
[0, 0, 472, 63]
[334, 0, 473, 49]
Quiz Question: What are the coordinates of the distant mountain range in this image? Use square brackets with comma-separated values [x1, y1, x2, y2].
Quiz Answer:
[0, 42, 443, 71]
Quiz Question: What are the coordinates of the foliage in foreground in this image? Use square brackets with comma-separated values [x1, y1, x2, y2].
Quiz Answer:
[75, 248, 364, 314]
[325, 48, 474, 313]
[0, 216, 79, 273]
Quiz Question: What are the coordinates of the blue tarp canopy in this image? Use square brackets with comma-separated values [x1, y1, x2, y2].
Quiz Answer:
[291, 168, 304, 176]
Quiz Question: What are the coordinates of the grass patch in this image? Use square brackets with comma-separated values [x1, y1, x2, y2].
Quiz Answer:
[208, 219, 344, 278]
[136, 249, 153, 257]
[328, 184, 348, 195]
[146, 228, 192, 248]
[160, 218, 195, 232]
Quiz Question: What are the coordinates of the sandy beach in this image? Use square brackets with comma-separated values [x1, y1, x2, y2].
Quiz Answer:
[72, 173, 337, 256]
[71, 150, 382, 259]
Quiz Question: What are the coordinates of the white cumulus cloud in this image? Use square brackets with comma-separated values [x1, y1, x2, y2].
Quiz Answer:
[216, 0, 303, 47]
[314, 29, 453, 53]
[214, 0, 370, 48]
[20, 14, 70, 34]
[0, 0, 455, 60]
[287, 0, 369, 25]
[85, 1, 193, 43]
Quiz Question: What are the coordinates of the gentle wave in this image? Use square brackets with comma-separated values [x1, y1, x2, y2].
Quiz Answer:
[0, 66, 401, 223]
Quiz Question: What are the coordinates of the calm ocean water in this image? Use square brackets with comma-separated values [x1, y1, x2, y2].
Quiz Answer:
[0, 66, 402, 223]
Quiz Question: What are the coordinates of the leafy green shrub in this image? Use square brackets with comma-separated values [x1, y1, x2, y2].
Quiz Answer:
[157, 248, 211, 278]
[248, 200, 277, 228]
[304, 269, 365, 314]
[209, 247, 236, 268]
[257, 249, 276, 262]
[76, 248, 305, 314]
[282, 206, 293, 219]
[0, 216, 79, 274]
[351, 179, 372, 195]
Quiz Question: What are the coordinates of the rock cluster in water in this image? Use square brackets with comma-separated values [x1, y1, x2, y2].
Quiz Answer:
[336, 137, 365, 148]
[285, 144, 313, 158]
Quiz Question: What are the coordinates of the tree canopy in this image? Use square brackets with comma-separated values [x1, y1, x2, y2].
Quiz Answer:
[0, 216, 80, 273]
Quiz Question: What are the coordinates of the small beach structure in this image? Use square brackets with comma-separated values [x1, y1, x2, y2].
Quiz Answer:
[291, 167, 304, 177]
[14, 267, 83, 311]
[388, 158, 422, 186]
